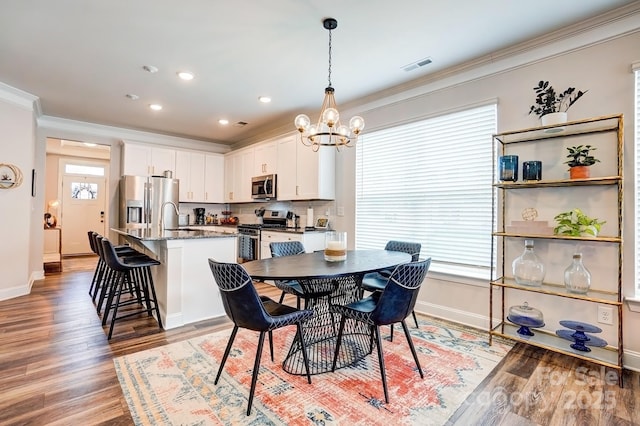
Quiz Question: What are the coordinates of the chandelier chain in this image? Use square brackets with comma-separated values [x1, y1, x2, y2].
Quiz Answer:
[327, 28, 332, 88]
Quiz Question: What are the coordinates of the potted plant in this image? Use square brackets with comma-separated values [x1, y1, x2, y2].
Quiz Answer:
[553, 208, 605, 237]
[565, 144, 599, 179]
[528, 80, 588, 126]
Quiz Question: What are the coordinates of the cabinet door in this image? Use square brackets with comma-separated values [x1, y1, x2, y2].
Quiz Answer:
[204, 154, 224, 203]
[150, 147, 176, 176]
[189, 152, 206, 202]
[276, 135, 298, 200]
[175, 151, 191, 201]
[296, 141, 321, 199]
[122, 144, 152, 176]
[233, 149, 254, 202]
[254, 141, 278, 175]
[224, 152, 235, 202]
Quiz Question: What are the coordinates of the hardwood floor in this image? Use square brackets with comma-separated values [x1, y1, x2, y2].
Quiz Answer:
[0, 256, 638, 425]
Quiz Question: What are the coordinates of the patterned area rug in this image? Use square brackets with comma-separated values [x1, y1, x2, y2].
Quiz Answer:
[114, 317, 512, 425]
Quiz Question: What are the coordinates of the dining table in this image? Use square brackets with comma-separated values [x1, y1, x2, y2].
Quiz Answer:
[242, 249, 412, 375]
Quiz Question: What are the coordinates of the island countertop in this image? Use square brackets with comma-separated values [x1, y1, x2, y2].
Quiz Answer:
[111, 227, 237, 241]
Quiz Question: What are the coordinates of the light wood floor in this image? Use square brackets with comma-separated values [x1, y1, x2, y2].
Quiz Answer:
[0, 256, 638, 425]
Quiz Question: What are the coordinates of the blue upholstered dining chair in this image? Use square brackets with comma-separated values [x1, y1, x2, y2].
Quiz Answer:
[208, 259, 314, 416]
[269, 241, 306, 309]
[360, 240, 422, 329]
[330, 258, 431, 404]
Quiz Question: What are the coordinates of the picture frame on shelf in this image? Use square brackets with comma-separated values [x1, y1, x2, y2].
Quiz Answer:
[315, 217, 329, 229]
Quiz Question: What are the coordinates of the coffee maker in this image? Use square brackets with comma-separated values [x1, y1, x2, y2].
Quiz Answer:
[194, 208, 206, 225]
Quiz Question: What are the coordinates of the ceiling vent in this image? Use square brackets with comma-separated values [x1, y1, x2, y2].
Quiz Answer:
[233, 121, 248, 127]
[402, 57, 433, 72]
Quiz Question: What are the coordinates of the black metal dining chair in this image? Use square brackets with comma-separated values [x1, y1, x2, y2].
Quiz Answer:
[269, 241, 306, 309]
[330, 258, 431, 403]
[360, 240, 422, 330]
[208, 259, 314, 416]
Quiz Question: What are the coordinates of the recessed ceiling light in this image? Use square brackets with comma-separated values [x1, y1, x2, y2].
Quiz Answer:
[258, 96, 271, 103]
[143, 65, 159, 73]
[177, 71, 194, 81]
[149, 104, 163, 111]
[218, 119, 229, 125]
[125, 93, 139, 100]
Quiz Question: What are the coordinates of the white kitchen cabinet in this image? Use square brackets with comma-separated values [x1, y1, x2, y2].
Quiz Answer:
[176, 151, 224, 203]
[276, 133, 335, 200]
[204, 154, 224, 203]
[260, 230, 325, 259]
[254, 141, 278, 175]
[122, 143, 176, 176]
[224, 148, 254, 202]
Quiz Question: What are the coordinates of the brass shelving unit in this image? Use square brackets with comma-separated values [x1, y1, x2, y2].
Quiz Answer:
[489, 114, 624, 384]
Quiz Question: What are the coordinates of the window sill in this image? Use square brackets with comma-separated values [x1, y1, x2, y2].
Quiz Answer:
[625, 296, 640, 313]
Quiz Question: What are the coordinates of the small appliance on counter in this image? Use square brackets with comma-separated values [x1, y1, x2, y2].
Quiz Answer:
[194, 208, 205, 225]
[178, 214, 190, 226]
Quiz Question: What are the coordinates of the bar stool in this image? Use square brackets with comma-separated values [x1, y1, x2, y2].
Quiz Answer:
[88, 231, 140, 303]
[100, 238, 163, 339]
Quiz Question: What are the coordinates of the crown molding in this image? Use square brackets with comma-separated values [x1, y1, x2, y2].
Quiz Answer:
[0, 81, 39, 112]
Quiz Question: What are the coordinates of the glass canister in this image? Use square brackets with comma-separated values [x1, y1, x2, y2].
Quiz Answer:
[324, 231, 347, 262]
[564, 253, 591, 294]
[499, 155, 519, 181]
[512, 239, 545, 286]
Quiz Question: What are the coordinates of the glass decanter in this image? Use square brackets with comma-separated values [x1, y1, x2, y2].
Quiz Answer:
[512, 239, 545, 287]
[564, 253, 591, 294]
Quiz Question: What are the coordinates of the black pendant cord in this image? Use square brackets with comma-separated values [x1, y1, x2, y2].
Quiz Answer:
[327, 28, 332, 88]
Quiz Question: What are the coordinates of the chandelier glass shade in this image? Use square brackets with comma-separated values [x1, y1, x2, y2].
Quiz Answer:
[294, 18, 364, 151]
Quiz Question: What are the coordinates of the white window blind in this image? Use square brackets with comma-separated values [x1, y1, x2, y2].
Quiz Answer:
[634, 65, 640, 293]
[355, 103, 497, 279]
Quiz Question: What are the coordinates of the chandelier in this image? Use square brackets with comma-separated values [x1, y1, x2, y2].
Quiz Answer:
[294, 18, 364, 151]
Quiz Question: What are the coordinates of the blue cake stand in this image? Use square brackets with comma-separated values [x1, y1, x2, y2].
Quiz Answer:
[507, 315, 545, 337]
[556, 320, 607, 352]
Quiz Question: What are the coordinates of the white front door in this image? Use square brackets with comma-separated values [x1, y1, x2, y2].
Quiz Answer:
[61, 175, 106, 255]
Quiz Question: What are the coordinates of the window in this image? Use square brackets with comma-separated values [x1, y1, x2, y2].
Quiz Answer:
[355, 103, 497, 279]
[64, 163, 104, 176]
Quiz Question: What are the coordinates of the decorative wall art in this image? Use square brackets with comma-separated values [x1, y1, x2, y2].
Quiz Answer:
[0, 163, 23, 189]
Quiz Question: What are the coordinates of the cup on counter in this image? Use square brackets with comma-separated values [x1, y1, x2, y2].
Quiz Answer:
[324, 231, 347, 262]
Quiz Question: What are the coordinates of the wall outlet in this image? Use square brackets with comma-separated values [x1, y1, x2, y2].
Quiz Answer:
[597, 306, 614, 325]
[337, 206, 345, 217]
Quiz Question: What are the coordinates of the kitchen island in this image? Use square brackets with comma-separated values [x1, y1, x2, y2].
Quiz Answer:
[111, 227, 237, 329]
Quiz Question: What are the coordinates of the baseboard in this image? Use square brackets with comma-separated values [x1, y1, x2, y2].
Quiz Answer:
[415, 300, 640, 373]
[0, 272, 39, 302]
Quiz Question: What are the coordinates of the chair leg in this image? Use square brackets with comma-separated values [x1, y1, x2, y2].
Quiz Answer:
[373, 325, 390, 403]
[389, 324, 394, 342]
[268, 330, 274, 362]
[296, 323, 312, 384]
[278, 291, 286, 303]
[247, 331, 266, 416]
[412, 310, 419, 328]
[400, 320, 424, 378]
[331, 316, 347, 372]
[215, 326, 238, 385]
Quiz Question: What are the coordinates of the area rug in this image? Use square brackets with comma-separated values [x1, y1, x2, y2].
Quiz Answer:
[114, 317, 512, 425]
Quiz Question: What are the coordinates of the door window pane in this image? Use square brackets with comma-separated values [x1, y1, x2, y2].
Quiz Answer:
[65, 164, 105, 176]
[71, 182, 98, 199]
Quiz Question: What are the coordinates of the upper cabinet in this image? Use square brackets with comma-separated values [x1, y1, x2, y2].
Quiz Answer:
[224, 148, 254, 203]
[176, 151, 225, 203]
[276, 133, 335, 201]
[122, 143, 175, 176]
[253, 141, 278, 176]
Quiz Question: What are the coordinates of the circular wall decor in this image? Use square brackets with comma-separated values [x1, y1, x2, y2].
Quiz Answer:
[0, 163, 23, 189]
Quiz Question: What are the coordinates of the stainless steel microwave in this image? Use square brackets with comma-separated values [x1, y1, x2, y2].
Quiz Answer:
[251, 174, 276, 200]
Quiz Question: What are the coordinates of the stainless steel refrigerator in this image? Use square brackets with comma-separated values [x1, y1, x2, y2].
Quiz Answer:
[119, 175, 180, 230]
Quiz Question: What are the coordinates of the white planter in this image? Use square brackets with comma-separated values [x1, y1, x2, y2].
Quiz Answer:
[541, 112, 567, 133]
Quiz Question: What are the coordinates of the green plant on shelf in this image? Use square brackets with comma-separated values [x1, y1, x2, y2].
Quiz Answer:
[553, 208, 605, 237]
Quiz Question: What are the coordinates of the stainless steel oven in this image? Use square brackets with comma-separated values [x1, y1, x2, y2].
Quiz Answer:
[237, 225, 261, 261]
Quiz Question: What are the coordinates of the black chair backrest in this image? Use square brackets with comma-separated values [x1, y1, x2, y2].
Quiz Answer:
[87, 231, 97, 255]
[100, 238, 129, 272]
[372, 258, 431, 325]
[385, 241, 421, 262]
[208, 259, 277, 331]
[270, 241, 305, 257]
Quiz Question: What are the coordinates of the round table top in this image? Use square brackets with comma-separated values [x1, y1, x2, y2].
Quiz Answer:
[241, 249, 412, 281]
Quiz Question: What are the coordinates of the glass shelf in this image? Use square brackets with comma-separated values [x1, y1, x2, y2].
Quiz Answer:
[490, 276, 621, 305]
[493, 114, 621, 145]
[494, 176, 621, 189]
[493, 232, 621, 243]
[491, 323, 620, 370]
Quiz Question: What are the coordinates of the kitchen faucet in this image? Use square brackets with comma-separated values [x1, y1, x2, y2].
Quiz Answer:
[160, 201, 179, 230]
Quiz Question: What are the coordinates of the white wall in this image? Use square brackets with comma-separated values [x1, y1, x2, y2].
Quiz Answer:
[335, 31, 640, 368]
[0, 89, 38, 300]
